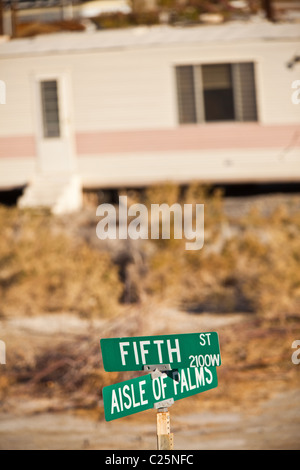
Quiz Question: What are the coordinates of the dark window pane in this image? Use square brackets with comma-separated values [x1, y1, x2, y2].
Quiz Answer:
[40, 80, 60, 138]
[203, 88, 235, 122]
[202, 64, 235, 122]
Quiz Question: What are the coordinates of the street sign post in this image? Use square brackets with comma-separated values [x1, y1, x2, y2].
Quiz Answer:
[100, 331, 221, 449]
[100, 332, 221, 372]
[102, 365, 218, 422]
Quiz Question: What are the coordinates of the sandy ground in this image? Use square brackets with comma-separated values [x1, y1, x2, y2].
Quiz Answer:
[0, 307, 299, 450]
[0, 389, 299, 450]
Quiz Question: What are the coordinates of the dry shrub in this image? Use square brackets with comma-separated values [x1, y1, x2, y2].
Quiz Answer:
[92, 11, 159, 30]
[0, 206, 122, 318]
[16, 20, 85, 38]
[140, 183, 230, 310]
[1, 185, 299, 320]
[136, 184, 300, 317]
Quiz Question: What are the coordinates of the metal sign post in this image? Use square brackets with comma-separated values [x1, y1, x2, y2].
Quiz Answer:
[147, 365, 174, 450]
[157, 409, 173, 450]
[154, 398, 174, 450]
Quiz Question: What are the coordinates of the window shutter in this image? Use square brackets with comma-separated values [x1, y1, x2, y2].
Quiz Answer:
[232, 63, 257, 122]
[176, 66, 197, 124]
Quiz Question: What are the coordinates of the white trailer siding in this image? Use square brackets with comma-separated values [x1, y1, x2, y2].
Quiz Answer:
[0, 23, 299, 190]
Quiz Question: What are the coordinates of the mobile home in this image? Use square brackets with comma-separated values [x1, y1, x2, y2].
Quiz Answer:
[0, 21, 299, 212]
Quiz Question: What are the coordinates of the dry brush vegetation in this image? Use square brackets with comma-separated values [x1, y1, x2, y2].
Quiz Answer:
[1, 183, 300, 320]
[0, 184, 299, 414]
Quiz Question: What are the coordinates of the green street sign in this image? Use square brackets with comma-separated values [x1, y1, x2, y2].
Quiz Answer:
[100, 332, 221, 372]
[103, 365, 218, 421]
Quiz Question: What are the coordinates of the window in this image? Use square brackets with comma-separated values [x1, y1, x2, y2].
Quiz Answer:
[40, 80, 61, 138]
[202, 64, 234, 122]
[176, 62, 257, 124]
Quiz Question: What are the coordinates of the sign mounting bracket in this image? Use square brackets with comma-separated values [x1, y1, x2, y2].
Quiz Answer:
[143, 364, 171, 379]
[154, 398, 174, 411]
